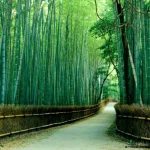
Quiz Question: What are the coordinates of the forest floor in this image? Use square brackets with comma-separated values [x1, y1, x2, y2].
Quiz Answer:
[0, 102, 149, 150]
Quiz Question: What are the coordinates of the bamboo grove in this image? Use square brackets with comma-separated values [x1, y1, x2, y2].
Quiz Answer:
[114, 0, 150, 105]
[0, 0, 110, 106]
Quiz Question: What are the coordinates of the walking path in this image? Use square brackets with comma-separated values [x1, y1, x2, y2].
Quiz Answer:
[1, 103, 145, 150]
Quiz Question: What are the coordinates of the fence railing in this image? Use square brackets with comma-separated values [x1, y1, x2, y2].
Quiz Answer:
[116, 127, 150, 141]
[0, 106, 99, 119]
[0, 111, 98, 138]
[0, 102, 104, 138]
[116, 115, 150, 141]
[117, 115, 150, 120]
[0, 99, 116, 138]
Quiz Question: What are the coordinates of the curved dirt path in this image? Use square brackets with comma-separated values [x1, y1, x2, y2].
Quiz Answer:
[1, 102, 145, 150]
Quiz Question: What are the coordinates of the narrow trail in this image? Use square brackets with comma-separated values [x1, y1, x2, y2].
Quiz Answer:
[1, 103, 143, 150]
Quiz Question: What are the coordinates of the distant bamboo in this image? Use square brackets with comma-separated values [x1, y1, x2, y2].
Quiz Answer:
[0, 0, 102, 106]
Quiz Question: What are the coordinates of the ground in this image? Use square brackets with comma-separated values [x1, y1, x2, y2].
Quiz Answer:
[0, 103, 149, 150]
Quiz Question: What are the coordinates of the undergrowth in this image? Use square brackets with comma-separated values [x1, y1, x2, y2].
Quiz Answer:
[115, 103, 150, 117]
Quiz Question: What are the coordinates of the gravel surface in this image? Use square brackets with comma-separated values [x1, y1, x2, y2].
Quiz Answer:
[0, 102, 148, 150]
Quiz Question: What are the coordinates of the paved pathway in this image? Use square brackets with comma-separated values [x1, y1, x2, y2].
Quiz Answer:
[2, 102, 144, 150]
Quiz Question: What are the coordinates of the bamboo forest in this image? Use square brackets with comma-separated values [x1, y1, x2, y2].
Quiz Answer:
[0, 0, 150, 149]
[0, 0, 119, 106]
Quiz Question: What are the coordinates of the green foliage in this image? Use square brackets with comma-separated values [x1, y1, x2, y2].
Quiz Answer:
[89, 18, 114, 38]
[89, 10, 119, 101]
[89, 16, 118, 64]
